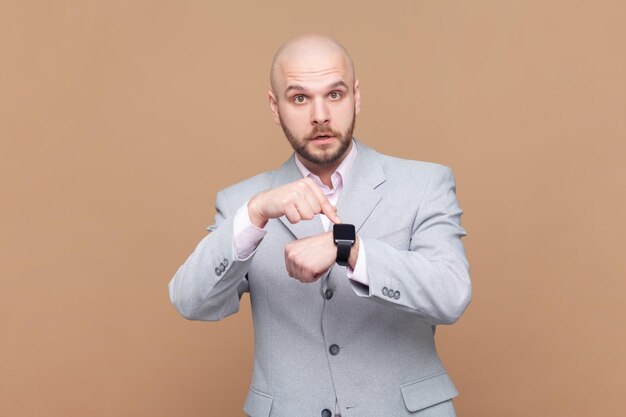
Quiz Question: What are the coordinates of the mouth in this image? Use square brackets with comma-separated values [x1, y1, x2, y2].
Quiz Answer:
[310, 133, 336, 143]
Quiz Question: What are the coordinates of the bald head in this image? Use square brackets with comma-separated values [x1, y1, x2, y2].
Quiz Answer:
[270, 34, 356, 95]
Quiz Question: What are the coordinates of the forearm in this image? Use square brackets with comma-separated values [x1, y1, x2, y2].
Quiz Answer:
[169, 193, 255, 321]
[361, 237, 471, 324]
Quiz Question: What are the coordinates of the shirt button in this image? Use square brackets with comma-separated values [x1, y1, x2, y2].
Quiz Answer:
[329, 344, 340, 356]
[324, 289, 334, 300]
[321, 409, 332, 417]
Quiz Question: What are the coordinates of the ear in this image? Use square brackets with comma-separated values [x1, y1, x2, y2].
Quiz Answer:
[353, 79, 361, 115]
[268, 90, 281, 125]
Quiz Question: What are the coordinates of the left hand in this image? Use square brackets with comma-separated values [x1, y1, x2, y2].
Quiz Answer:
[284, 232, 337, 283]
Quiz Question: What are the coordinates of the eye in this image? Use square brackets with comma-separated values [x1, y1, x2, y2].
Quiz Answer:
[293, 95, 307, 104]
[329, 91, 342, 100]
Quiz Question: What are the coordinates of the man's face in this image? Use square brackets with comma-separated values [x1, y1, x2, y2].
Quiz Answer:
[269, 52, 361, 167]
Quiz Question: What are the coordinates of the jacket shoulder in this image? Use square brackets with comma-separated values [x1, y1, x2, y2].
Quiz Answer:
[377, 152, 452, 181]
[217, 170, 274, 214]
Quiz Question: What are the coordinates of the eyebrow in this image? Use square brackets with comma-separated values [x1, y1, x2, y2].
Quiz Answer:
[284, 80, 350, 96]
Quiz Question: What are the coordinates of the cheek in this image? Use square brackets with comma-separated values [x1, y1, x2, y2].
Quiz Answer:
[280, 107, 308, 128]
[334, 104, 355, 126]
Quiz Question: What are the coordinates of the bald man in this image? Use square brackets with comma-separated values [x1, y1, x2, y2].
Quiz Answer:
[169, 34, 471, 417]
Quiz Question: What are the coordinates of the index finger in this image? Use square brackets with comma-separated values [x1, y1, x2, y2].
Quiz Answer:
[302, 178, 342, 224]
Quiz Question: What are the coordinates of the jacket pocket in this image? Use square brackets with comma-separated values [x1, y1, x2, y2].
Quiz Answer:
[243, 386, 273, 417]
[400, 371, 459, 412]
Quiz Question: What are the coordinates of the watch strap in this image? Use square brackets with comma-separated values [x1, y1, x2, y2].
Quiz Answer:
[335, 240, 352, 267]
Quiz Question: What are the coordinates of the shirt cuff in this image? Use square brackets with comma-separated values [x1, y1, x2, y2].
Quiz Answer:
[347, 238, 369, 286]
[232, 200, 267, 261]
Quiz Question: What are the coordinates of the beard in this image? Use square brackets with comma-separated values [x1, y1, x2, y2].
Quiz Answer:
[280, 112, 356, 166]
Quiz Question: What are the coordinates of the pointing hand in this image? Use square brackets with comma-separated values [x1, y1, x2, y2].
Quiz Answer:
[247, 178, 340, 228]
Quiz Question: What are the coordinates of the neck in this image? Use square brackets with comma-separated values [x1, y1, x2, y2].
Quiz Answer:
[297, 141, 353, 188]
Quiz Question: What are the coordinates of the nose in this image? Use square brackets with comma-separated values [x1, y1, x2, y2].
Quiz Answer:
[311, 98, 330, 125]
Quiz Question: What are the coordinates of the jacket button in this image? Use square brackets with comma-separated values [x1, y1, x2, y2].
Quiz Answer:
[329, 344, 340, 356]
[215, 267, 221, 276]
[382, 287, 388, 296]
[220, 262, 226, 271]
[223, 258, 229, 267]
[324, 289, 334, 300]
[387, 288, 394, 297]
[321, 409, 332, 417]
[394, 291, 401, 300]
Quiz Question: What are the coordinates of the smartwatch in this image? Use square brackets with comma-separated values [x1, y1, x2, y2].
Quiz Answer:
[333, 224, 356, 266]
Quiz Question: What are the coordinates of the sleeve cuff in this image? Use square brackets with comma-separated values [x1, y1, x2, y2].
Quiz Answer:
[232, 200, 267, 261]
[347, 238, 369, 286]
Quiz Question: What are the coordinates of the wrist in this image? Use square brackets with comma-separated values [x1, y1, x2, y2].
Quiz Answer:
[348, 236, 360, 269]
[333, 223, 356, 267]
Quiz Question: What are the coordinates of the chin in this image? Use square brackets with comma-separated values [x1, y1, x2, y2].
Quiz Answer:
[307, 149, 345, 166]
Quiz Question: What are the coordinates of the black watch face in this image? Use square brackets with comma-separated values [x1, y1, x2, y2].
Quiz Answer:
[334, 224, 355, 240]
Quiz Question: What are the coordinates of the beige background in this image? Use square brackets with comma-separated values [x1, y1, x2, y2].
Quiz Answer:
[2, 1, 625, 416]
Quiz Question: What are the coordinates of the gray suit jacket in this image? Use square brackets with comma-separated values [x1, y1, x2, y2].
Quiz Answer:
[169, 139, 471, 417]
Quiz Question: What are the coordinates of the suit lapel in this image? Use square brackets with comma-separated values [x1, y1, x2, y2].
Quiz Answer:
[335, 139, 386, 233]
[329, 140, 386, 288]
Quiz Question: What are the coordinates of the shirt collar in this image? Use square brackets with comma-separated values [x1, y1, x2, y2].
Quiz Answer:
[294, 139, 358, 192]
